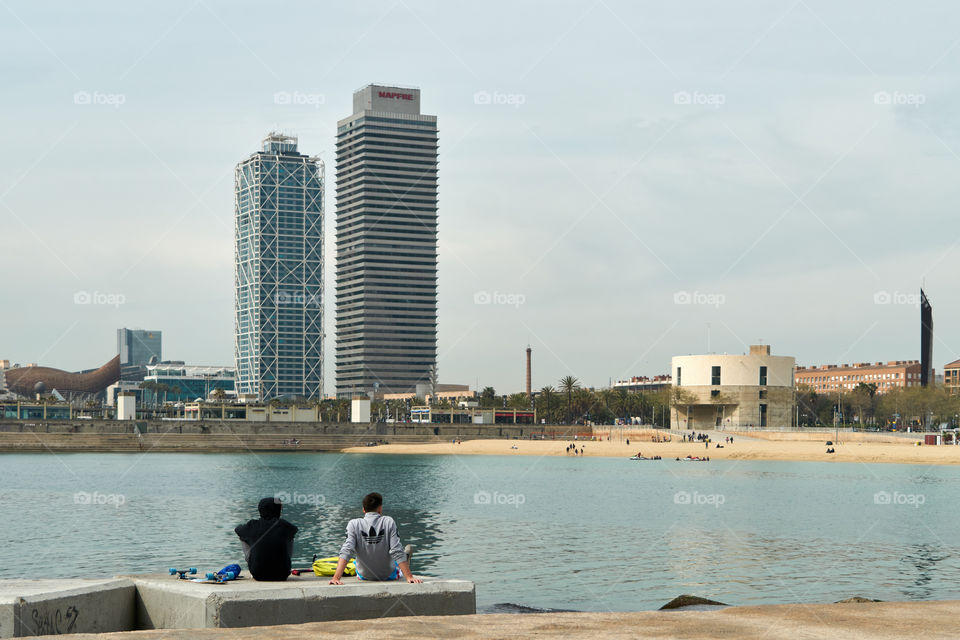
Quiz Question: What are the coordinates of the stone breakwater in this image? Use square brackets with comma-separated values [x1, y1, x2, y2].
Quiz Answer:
[0, 421, 588, 452]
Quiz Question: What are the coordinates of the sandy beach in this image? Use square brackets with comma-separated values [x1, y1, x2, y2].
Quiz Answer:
[342, 430, 960, 466]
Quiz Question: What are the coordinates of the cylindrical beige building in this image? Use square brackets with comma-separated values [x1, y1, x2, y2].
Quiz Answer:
[671, 345, 795, 430]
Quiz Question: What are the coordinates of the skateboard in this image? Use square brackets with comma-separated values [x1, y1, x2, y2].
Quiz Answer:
[291, 554, 318, 576]
[170, 564, 242, 583]
[189, 571, 243, 584]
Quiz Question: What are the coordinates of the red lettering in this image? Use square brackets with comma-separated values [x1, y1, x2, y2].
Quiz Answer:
[377, 91, 414, 101]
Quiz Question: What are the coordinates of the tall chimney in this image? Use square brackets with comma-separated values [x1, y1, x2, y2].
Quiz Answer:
[525, 346, 532, 398]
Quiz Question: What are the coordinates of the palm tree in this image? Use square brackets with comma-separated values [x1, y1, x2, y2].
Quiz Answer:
[479, 386, 497, 408]
[538, 386, 556, 423]
[573, 388, 595, 423]
[598, 388, 623, 424]
[558, 376, 580, 424]
[507, 392, 530, 409]
[139, 381, 156, 407]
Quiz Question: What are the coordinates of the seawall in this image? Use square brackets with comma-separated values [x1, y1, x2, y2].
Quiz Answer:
[0, 421, 590, 453]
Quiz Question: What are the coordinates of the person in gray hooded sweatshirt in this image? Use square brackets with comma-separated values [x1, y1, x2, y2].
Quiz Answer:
[329, 492, 422, 584]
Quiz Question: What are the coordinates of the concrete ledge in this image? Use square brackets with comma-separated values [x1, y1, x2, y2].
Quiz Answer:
[0, 579, 134, 638]
[127, 573, 476, 629]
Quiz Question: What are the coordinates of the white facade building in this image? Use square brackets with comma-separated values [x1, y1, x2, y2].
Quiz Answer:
[671, 345, 795, 429]
[351, 397, 371, 424]
[117, 392, 136, 420]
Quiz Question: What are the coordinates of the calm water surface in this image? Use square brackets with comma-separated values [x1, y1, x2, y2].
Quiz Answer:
[1, 452, 958, 612]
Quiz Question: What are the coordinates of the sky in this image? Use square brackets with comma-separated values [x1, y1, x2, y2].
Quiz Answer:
[1, 1, 959, 394]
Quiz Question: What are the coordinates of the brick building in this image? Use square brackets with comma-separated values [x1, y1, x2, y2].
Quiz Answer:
[795, 360, 925, 395]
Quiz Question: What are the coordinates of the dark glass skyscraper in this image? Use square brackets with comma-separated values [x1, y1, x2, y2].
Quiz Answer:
[921, 288, 933, 387]
[234, 133, 324, 400]
[117, 328, 162, 381]
[335, 85, 438, 397]
[117, 328, 162, 366]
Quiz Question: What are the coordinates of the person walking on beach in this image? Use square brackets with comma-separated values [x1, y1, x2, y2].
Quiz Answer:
[234, 497, 298, 581]
[330, 492, 422, 585]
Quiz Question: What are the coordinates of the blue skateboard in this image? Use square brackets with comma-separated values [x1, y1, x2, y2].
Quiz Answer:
[173, 564, 243, 584]
[169, 567, 197, 579]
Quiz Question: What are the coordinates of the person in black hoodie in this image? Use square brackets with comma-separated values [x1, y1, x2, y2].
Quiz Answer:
[234, 497, 298, 581]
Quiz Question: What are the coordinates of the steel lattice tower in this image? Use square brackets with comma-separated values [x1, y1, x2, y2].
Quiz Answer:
[234, 133, 324, 400]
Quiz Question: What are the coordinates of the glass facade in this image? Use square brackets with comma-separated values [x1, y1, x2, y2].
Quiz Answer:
[142, 365, 235, 403]
[117, 329, 162, 366]
[0, 404, 71, 419]
[234, 134, 324, 400]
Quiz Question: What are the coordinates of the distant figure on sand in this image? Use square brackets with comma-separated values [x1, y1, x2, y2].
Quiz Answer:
[330, 492, 421, 585]
[235, 497, 298, 581]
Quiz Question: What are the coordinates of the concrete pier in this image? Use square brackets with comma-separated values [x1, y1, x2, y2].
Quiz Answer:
[0, 578, 134, 638]
[0, 574, 474, 636]
[128, 573, 476, 629]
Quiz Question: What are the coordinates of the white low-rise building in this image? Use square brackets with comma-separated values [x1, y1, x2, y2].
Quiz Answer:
[671, 345, 795, 429]
[117, 392, 137, 420]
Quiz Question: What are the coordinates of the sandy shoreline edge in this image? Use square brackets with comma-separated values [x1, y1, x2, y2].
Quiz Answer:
[53, 600, 960, 639]
[341, 431, 960, 466]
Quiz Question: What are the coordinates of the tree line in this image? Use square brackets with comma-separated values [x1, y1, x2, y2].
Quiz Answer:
[797, 383, 960, 429]
[135, 377, 960, 430]
[436, 376, 673, 426]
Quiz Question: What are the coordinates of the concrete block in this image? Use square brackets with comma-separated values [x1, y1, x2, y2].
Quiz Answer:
[129, 573, 476, 629]
[0, 578, 134, 638]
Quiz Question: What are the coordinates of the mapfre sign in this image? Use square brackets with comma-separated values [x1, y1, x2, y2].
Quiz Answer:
[378, 91, 414, 101]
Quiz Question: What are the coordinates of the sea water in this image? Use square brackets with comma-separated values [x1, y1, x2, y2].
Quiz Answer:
[1, 452, 958, 612]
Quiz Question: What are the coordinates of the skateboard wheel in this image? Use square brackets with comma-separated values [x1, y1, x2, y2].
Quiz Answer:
[206, 572, 216, 580]
[168, 568, 177, 575]
[189, 568, 197, 574]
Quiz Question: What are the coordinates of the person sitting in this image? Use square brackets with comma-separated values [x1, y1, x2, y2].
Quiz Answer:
[330, 492, 422, 585]
[234, 497, 298, 581]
